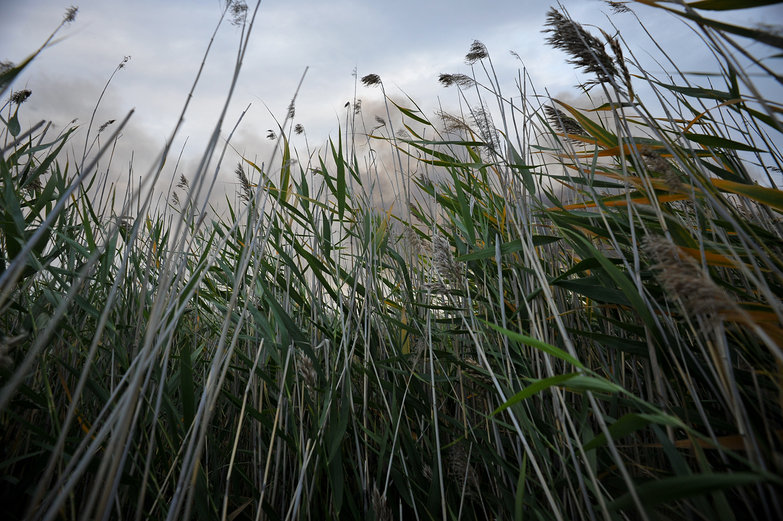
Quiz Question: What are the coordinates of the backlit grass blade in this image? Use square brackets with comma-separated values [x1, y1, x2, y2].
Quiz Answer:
[710, 178, 783, 213]
[480, 319, 584, 368]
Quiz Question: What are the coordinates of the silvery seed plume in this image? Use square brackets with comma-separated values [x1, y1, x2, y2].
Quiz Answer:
[433, 234, 463, 283]
[437, 110, 472, 134]
[643, 235, 737, 319]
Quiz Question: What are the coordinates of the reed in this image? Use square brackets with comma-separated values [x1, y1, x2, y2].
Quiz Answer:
[1, 1, 782, 519]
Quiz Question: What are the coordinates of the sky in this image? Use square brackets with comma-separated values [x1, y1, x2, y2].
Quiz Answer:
[2, 0, 782, 208]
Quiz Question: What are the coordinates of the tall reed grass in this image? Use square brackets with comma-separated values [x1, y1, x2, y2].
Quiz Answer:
[1, 1, 782, 519]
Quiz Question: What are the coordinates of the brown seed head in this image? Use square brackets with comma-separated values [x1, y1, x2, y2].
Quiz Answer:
[228, 1, 247, 26]
[371, 484, 392, 521]
[639, 146, 683, 191]
[361, 74, 381, 87]
[98, 119, 116, 133]
[64, 6, 78, 23]
[297, 350, 317, 394]
[544, 8, 620, 91]
[604, 1, 631, 13]
[601, 28, 634, 100]
[438, 73, 476, 89]
[235, 163, 252, 202]
[10, 89, 31, 105]
[465, 40, 488, 64]
[472, 106, 498, 150]
[544, 105, 586, 138]
[433, 234, 463, 284]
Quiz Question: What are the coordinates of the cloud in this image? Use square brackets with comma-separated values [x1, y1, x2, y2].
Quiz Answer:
[5, 0, 782, 222]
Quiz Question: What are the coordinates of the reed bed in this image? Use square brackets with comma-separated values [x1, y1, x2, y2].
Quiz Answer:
[1, 1, 782, 519]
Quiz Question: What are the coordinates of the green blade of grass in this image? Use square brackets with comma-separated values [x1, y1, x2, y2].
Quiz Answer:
[607, 473, 768, 512]
[480, 319, 584, 368]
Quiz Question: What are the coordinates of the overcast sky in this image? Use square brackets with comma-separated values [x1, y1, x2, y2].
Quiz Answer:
[2, 0, 782, 206]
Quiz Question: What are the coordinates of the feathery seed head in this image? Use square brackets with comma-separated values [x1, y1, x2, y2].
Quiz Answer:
[64, 6, 78, 23]
[371, 484, 392, 521]
[235, 163, 252, 202]
[98, 119, 116, 133]
[544, 105, 585, 138]
[403, 226, 424, 255]
[544, 8, 620, 91]
[228, 1, 247, 26]
[294, 123, 304, 135]
[602, 28, 634, 100]
[24, 176, 42, 194]
[643, 235, 737, 318]
[433, 234, 463, 283]
[472, 106, 498, 150]
[296, 350, 317, 395]
[639, 146, 683, 191]
[465, 40, 488, 64]
[361, 74, 382, 87]
[10, 89, 31, 105]
[604, 1, 631, 13]
[438, 73, 476, 89]
[437, 110, 471, 134]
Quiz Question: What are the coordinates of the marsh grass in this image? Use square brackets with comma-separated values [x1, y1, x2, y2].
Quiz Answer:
[1, 1, 783, 520]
